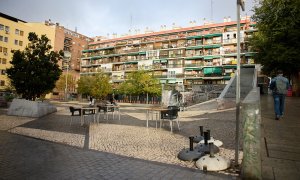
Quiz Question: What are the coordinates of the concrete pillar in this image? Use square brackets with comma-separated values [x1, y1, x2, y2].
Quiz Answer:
[241, 87, 262, 179]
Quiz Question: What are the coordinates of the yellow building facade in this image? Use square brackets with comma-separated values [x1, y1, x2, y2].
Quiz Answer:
[0, 13, 56, 91]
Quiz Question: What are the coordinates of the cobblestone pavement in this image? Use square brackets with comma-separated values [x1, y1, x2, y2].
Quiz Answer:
[0, 131, 231, 179]
[0, 104, 241, 179]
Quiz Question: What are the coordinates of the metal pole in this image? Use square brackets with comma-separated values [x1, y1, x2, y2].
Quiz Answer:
[65, 58, 69, 101]
[235, 0, 242, 166]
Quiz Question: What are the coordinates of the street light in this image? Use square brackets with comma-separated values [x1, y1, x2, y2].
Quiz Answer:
[235, 0, 245, 167]
[64, 51, 71, 101]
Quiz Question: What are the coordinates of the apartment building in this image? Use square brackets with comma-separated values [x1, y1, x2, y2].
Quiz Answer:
[0, 13, 56, 90]
[0, 12, 92, 97]
[81, 17, 256, 91]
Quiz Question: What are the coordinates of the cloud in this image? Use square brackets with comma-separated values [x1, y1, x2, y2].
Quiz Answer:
[0, 0, 257, 37]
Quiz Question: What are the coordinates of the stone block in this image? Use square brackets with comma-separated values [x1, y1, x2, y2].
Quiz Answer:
[7, 99, 57, 118]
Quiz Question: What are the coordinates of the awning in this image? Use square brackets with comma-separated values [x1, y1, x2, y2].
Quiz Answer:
[223, 76, 232, 80]
[160, 59, 168, 63]
[223, 65, 237, 69]
[203, 67, 223, 75]
[204, 56, 213, 60]
[82, 49, 93, 53]
[204, 44, 221, 49]
[203, 55, 221, 60]
[204, 33, 222, 38]
[139, 51, 146, 55]
[91, 56, 102, 60]
[185, 56, 203, 60]
[186, 35, 202, 39]
[125, 61, 138, 64]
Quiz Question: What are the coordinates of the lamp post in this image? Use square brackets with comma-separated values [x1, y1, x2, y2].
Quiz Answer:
[235, 0, 245, 166]
[65, 59, 69, 101]
[64, 51, 71, 101]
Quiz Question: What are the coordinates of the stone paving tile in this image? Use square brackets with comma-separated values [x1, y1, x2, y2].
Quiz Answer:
[260, 95, 300, 180]
[0, 131, 231, 179]
[19, 112, 87, 135]
[273, 168, 300, 180]
[268, 150, 300, 161]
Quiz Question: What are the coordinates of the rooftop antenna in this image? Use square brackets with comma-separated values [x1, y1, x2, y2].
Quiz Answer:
[211, 0, 213, 22]
[130, 13, 133, 30]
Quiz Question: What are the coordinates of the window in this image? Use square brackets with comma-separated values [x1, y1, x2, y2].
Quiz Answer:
[4, 37, 8, 43]
[0, 80, 5, 86]
[20, 30, 24, 36]
[4, 26, 9, 33]
[0, 24, 4, 30]
[15, 29, 20, 35]
[3, 47, 8, 53]
[19, 41, 23, 46]
[206, 39, 212, 44]
[168, 71, 176, 78]
[0, 69, 6, 75]
[14, 40, 18, 45]
[208, 49, 212, 55]
[196, 40, 203, 46]
[146, 50, 159, 59]
[2, 58, 6, 64]
[0, 36, 3, 41]
[0, 46, 2, 52]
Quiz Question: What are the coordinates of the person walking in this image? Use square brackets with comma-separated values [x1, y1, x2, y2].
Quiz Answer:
[269, 70, 289, 120]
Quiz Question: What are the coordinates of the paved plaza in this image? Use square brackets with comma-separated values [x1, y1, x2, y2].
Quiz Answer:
[0, 94, 299, 179]
[0, 101, 239, 179]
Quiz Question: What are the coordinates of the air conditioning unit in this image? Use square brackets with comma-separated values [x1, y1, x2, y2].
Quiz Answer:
[3, 52, 7, 56]
[5, 30, 9, 34]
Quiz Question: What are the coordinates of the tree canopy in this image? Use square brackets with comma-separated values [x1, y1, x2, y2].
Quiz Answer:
[6, 32, 62, 100]
[118, 70, 161, 96]
[77, 72, 112, 100]
[55, 74, 77, 93]
[250, 0, 300, 76]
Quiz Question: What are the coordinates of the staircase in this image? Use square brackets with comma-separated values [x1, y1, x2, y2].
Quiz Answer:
[187, 66, 256, 111]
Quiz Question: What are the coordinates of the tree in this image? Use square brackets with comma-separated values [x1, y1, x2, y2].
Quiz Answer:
[77, 72, 112, 100]
[6, 32, 62, 100]
[118, 70, 161, 103]
[55, 74, 77, 93]
[77, 75, 94, 97]
[250, 0, 300, 76]
[90, 73, 112, 100]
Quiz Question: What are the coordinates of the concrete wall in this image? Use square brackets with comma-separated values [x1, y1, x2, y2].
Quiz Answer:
[241, 87, 262, 179]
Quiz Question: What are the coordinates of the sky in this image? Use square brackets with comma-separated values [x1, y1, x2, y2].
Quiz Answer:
[0, 0, 257, 38]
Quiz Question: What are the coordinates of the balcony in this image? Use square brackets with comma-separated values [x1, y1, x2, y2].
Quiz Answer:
[153, 74, 168, 78]
[168, 64, 183, 68]
[184, 63, 203, 67]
